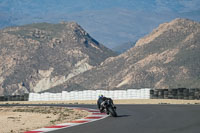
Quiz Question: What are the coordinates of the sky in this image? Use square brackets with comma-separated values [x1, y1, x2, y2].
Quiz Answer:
[0, 0, 200, 49]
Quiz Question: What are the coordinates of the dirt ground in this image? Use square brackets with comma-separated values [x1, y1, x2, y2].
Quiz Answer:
[0, 106, 89, 133]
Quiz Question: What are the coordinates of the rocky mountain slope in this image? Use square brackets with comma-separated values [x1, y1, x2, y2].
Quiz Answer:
[46, 18, 200, 92]
[0, 22, 116, 96]
[1, 0, 200, 49]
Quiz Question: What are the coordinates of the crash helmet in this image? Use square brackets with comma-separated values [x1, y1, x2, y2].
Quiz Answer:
[99, 94, 104, 98]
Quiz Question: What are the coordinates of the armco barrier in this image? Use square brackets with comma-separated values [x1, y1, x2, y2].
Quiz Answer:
[28, 89, 151, 101]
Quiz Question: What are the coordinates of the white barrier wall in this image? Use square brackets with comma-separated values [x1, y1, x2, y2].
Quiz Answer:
[28, 88, 151, 101]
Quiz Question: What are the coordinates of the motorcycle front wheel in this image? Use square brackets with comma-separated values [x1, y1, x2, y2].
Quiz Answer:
[107, 106, 117, 117]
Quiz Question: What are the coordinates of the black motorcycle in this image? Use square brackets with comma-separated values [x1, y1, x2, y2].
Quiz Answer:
[101, 99, 117, 117]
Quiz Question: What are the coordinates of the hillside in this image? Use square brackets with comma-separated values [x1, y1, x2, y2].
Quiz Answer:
[46, 18, 200, 92]
[1, 0, 200, 48]
[0, 22, 116, 95]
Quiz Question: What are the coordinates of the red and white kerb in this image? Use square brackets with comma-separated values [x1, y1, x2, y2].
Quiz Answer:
[24, 107, 108, 133]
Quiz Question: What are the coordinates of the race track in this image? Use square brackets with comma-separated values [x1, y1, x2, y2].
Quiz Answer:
[49, 104, 200, 133]
[1, 104, 200, 133]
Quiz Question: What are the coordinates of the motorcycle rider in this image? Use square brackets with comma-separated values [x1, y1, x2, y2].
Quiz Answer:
[97, 94, 116, 113]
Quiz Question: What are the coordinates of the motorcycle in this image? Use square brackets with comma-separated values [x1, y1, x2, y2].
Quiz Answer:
[101, 99, 117, 117]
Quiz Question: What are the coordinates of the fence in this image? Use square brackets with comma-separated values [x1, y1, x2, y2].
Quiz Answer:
[28, 89, 151, 101]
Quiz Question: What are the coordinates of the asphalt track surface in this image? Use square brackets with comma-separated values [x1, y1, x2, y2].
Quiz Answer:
[1, 104, 200, 133]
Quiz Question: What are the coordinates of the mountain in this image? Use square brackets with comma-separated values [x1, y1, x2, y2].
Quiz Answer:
[1, 0, 200, 49]
[112, 41, 136, 54]
[0, 22, 116, 96]
[46, 18, 200, 92]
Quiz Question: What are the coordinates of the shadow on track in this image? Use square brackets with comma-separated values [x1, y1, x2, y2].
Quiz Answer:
[116, 115, 131, 117]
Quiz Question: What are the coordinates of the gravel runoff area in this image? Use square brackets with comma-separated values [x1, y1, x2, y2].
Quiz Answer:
[0, 106, 89, 133]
